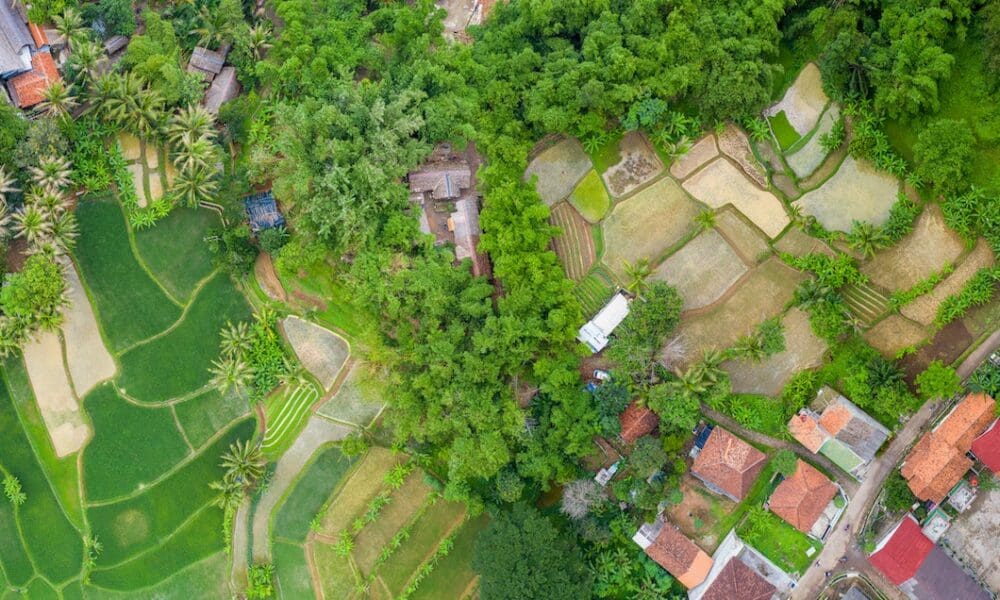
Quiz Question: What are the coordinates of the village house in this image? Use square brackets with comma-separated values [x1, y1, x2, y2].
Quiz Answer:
[688, 530, 794, 600]
[186, 46, 240, 115]
[690, 425, 767, 502]
[868, 514, 991, 600]
[632, 518, 713, 589]
[577, 291, 630, 353]
[766, 459, 842, 540]
[970, 416, 1000, 474]
[617, 401, 659, 445]
[901, 393, 996, 505]
[788, 386, 889, 478]
[1, 1, 60, 109]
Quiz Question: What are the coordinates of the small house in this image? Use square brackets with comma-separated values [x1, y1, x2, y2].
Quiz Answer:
[103, 35, 129, 56]
[766, 459, 841, 540]
[244, 191, 284, 232]
[0, 1, 32, 79]
[632, 519, 713, 589]
[618, 401, 658, 445]
[187, 46, 225, 82]
[204, 66, 239, 115]
[690, 426, 767, 502]
[688, 530, 791, 600]
[6, 50, 59, 108]
[971, 417, 1000, 474]
[577, 292, 630, 353]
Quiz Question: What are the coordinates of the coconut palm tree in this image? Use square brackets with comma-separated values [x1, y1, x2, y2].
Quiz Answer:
[127, 83, 166, 139]
[70, 39, 103, 87]
[694, 209, 716, 231]
[29, 156, 73, 190]
[210, 355, 255, 396]
[38, 80, 78, 119]
[167, 105, 216, 146]
[209, 478, 244, 511]
[52, 7, 85, 48]
[0, 166, 17, 203]
[172, 136, 216, 172]
[172, 164, 219, 206]
[847, 220, 890, 258]
[13, 205, 53, 248]
[220, 321, 252, 357]
[220, 439, 265, 486]
[623, 258, 652, 296]
[246, 23, 273, 60]
[49, 212, 79, 255]
[195, 6, 233, 49]
[89, 72, 124, 121]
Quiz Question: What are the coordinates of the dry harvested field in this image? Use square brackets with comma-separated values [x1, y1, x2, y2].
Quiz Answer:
[523, 138, 593, 205]
[550, 201, 596, 280]
[862, 204, 964, 291]
[766, 63, 829, 135]
[795, 156, 899, 232]
[774, 228, 836, 258]
[601, 177, 701, 278]
[901, 240, 996, 325]
[863, 315, 929, 357]
[281, 316, 350, 390]
[787, 105, 841, 178]
[670, 134, 718, 180]
[120, 133, 142, 161]
[725, 308, 827, 396]
[601, 131, 664, 198]
[22, 331, 91, 457]
[715, 209, 770, 265]
[717, 124, 768, 187]
[651, 229, 747, 311]
[63, 262, 116, 396]
[682, 158, 789, 238]
[675, 258, 806, 361]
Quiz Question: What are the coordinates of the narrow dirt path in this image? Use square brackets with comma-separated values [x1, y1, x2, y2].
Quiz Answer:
[230, 496, 251, 591]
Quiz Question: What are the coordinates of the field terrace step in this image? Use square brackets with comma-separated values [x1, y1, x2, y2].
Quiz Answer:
[841, 282, 889, 325]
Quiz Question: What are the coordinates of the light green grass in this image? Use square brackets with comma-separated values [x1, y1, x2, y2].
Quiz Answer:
[410, 515, 488, 600]
[273, 541, 314, 600]
[737, 509, 822, 575]
[380, 498, 466, 595]
[83, 551, 229, 599]
[587, 134, 623, 175]
[819, 439, 864, 474]
[311, 540, 358, 600]
[569, 170, 611, 222]
[276, 260, 372, 342]
[273, 445, 355, 543]
[0, 493, 33, 586]
[770, 111, 801, 151]
[263, 384, 321, 457]
[25, 579, 59, 600]
[134, 207, 220, 302]
[174, 388, 249, 448]
[82, 384, 190, 502]
[116, 272, 252, 403]
[74, 196, 181, 352]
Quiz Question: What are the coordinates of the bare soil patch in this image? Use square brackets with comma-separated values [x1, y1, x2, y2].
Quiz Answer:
[523, 138, 593, 205]
[670, 134, 718, 180]
[143, 143, 159, 169]
[682, 158, 789, 238]
[281, 316, 350, 391]
[787, 105, 841, 179]
[901, 240, 995, 325]
[675, 258, 806, 362]
[899, 320, 973, 384]
[652, 230, 748, 311]
[126, 163, 148, 208]
[765, 63, 830, 136]
[22, 331, 91, 457]
[863, 315, 929, 358]
[795, 156, 899, 232]
[717, 124, 768, 188]
[862, 204, 964, 292]
[725, 308, 827, 396]
[773, 228, 836, 258]
[665, 475, 734, 552]
[715, 209, 770, 265]
[254, 253, 288, 301]
[601, 177, 701, 278]
[62, 261, 116, 396]
[118, 133, 142, 161]
[942, 488, 1000, 592]
[601, 131, 664, 198]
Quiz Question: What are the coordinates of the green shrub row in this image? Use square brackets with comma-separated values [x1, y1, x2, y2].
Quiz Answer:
[935, 266, 1000, 326]
[397, 532, 457, 600]
[334, 462, 415, 556]
[889, 265, 953, 310]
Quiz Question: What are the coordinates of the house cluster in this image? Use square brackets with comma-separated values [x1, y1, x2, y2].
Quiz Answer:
[0, 1, 61, 109]
[186, 46, 240, 115]
[866, 392, 1000, 600]
[407, 143, 489, 277]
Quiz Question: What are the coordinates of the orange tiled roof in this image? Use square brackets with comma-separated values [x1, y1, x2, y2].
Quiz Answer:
[702, 557, 777, 600]
[768, 460, 838, 534]
[691, 427, 767, 501]
[936, 393, 995, 450]
[7, 50, 59, 108]
[818, 404, 852, 436]
[619, 401, 659, 444]
[788, 412, 828, 453]
[645, 524, 713, 589]
[27, 22, 47, 47]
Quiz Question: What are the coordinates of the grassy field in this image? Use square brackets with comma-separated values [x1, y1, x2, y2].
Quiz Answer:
[569, 170, 611, 222]
[274, 540, 314, 599]
[276, 259, 373, 342]
[263, 383, 321, 458]
[74, 196, 181, 351]
[134, 207, 220, 302]
[737, 508, 822, 575]
[410, 515, 487, 600]
[82, 384, 190, 501]
[769, 111, 801, 150]
[83, 551, 229, 599]
[273, 445, 356, 543]
[174, 388, 249, 448]
[574, 267, 616, 317]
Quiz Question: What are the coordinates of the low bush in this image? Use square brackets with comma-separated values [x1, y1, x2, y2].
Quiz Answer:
[935, 266, 1000, 326]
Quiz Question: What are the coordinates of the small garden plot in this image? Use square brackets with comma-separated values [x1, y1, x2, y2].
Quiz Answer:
[135, 207, 220, 302]
[83, 551, 230, 600]
[575, 267, 616, 316]
[273, 445, 356, 543]
[126, 163, 147, 207]
[715, 209, 770, 265]
[311, 540, 359, 599]
[652, 230, 748, 310]
[550, 201, 596, 281]
[353, 473, 434, 575]
[600, 131, 665, 198]
[523, 138, 593, 205]
[794, 156, 899, 232]
[21, 330, 91, 457]
[82, 384, 190, 502]
[670, 134, 719, 180]
[62, 262, 116, 397]
[274, 540, 315, 599]
[737, 508, 822, 575]
[116, 273, 252, 403]
[902, 240, 995, 325]
[317, 448, 404, 537]
[787, 105, 841, 178]
[75, 197, 181, 351]
[682, 158, 789, 238]
[409, 515, 488, 600]
[665, 477, 737, 552]
[863, 314, 929, 357]
[765, 62, 830, 137]
[263, 383, 322, 457]
[862, 205, 964, 291]
[675, 258, 805, 361]
[717, 125, 768, 187]
[768, 111, 801, 150]
[725, 309, 827, 396]
[174, 388, 249, 448]
[316, 362, 386, 427]
[379, 498, 467, 595]
[568, 169, 611, 222]
[119, 133, 142, 161]
[602, 177, 701, 278]
[282, 316, 350, 391]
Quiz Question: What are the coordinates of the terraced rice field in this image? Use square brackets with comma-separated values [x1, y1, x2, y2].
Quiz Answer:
[575, 267, 616, 316]
[263, 384, 321, 457]
[550, 201, 596, 281]
[842, 282, 890, 326]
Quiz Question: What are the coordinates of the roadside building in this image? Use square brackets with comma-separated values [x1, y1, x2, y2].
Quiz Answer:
[577, 292, 630, 353]
[633, 519, 713, 589]
[688, 529, 792, 600]
[690, 426, 767, 502]
[970, 417, 1000, 474]
[901, 393, 995, 504]
[766, 459, 841, 540]
[0, 1, 32, 79]
[1, 2, 60, 109]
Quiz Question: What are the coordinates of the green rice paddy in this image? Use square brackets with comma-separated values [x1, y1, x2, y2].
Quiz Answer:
[769, 110, 801, 151]
[273, 445, 355, 542]
[133, 207, 220, 302]
[569, 170, 611, 222]
[263, 383, 321, 457]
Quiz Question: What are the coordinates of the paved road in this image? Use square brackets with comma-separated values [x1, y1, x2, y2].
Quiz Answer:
[958, 329, 1000, 379]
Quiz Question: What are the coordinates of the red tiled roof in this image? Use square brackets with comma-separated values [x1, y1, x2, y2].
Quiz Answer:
[619, 401, 659, 444]
[971, 419, 1000, 474]
[7, 50, 59, 108]
[691, 427, 767, 501]
[869, 515, 933, 585]
[936, 393, 995, 450]
[788, 412, 828, 453]
[28, 22, 47, 47]
[701, 557, 777, 600]
[768, 460, 838, 534]
[645, 524, 713, 589]
[818, 404, 852, 436]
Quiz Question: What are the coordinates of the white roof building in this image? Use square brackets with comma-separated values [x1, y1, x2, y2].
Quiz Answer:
[577, 292, 630, 353]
